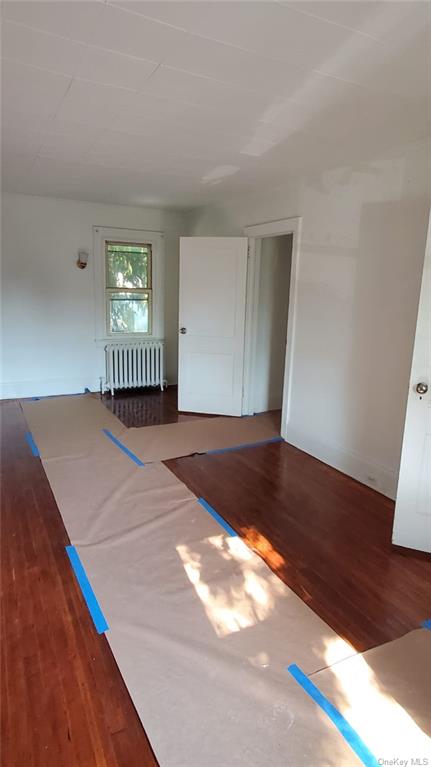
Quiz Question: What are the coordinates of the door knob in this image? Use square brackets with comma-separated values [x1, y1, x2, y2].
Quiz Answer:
[179, 327, 187, 334]
[416, 382, 428, 395]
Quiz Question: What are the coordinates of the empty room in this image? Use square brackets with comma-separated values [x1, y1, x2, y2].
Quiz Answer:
[1, 1, 431, 766]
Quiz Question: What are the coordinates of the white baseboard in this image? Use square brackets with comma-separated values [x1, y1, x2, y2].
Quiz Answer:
[1, 376, 179, 399]
[0, 377, 101, 400]
[284, 425, 399, 500]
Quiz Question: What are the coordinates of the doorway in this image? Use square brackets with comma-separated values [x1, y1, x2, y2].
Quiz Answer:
[176, 219, 300, 423]
[251, 234, 292, 414]
[243, 217, 301, 439]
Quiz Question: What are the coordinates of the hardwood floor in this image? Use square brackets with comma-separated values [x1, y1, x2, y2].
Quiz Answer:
[1, 399, 158, 767]
[167, 442, 431, 651]
[101, 385, 217, 427]
[2, 387, 430, 766]
[102, 386, 182, 427]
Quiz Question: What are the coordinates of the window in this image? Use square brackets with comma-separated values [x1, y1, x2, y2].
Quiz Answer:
[94, 226, 164, 342]
[105, 241, 152, 334]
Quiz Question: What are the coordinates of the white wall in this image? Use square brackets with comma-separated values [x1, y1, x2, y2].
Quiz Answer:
[1, 193, 186, 398]
[253, 234, 292, 413]
[187, 138, 431, 498]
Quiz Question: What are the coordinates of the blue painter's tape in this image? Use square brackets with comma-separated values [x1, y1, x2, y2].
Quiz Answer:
[84, 387, 91, 393]
[102, 428, 145, 467]
[198, 498, 238, 537]
[25, 431, 40, 457]
[287, 664, 379, 767]
[422, 619, 431, 630]
[206, 436, 283, 456]
[66, 546, 108, 634]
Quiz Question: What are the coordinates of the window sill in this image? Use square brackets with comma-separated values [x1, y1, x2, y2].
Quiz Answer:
[95, 336, 164, 348]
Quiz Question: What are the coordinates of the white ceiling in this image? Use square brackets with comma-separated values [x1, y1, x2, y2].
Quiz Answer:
[1, 1, 430, 209]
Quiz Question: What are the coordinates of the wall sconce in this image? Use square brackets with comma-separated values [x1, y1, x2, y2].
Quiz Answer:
[77, 249, 89, 269]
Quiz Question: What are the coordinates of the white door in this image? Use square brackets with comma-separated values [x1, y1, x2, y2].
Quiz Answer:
[178, 237, 248, 415]
[392, 216, 431, 552]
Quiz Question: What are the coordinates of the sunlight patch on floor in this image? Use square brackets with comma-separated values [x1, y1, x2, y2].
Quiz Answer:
[177, 533, 285, 638]
[322, 637, 431, 762]
[241, 527, 286, 572]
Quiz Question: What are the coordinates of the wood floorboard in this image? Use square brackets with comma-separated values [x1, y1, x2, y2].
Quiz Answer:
[1, 399, 159, 767]
[2, 386, 430, 766]
[166, 441, 431, 652]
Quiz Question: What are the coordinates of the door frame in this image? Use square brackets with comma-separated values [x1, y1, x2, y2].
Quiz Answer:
[242, 217, 302, 439]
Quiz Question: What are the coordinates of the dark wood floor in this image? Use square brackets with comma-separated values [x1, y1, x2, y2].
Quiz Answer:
[102, 385, 218, 426]
[102, 386, 188, 427]
[168, 443, 431, 651]
[1, 398, 158, 767]
[2, 387, 430, 766]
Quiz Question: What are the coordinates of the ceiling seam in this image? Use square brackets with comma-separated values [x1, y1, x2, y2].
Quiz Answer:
[279, 1, 382, 42]
[2, 11, 388, 97]
[105, 0, 383, 73]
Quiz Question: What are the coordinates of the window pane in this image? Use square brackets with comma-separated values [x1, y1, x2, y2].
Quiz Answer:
[109, 292, 149, 333]
[106, 242, 150, 289]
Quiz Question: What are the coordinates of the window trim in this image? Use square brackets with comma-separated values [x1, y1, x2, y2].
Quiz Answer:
[93, 226, 165, 343]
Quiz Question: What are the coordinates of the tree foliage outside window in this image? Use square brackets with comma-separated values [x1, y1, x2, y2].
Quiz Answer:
[105, 241, 152, 334]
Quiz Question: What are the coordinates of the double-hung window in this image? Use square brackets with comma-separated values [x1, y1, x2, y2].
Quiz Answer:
[105, 241, 152, 335]
[94, 226, 164, 342]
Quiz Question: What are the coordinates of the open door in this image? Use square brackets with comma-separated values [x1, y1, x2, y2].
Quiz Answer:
[178, 237, 248, 415]
[392, 215, 431, 552]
